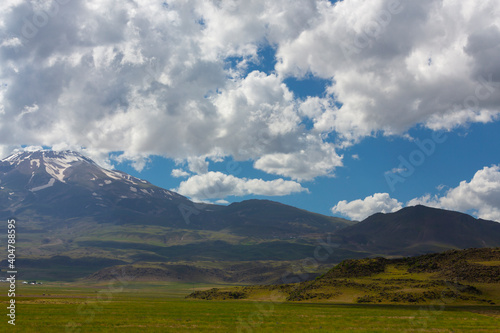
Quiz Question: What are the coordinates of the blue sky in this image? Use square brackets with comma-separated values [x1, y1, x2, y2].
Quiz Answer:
[1, 0, 500, 221]
[114, 114, 500, 219]
[110, 36, 500, 219]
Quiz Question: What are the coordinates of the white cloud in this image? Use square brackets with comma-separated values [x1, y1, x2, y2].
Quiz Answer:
[0, 0, 345, 181]
[21, 145, 44, 152]
[187, 156, 209, 175]
[426, 109, 500, 131]
[408, 165, 500, 222]
[175, 171, 308, 200]
[0, 0, 499, 182]
[215, 199, 230, 205]
[254, 137, 343, 181]
[276, 0, 500, 141]
[436, 184, 447, 191]
[171, 169, 190, 178]
[212, 71, 301, 157]
[195, 0, 321, 61]
[385, 167, 407, 175]
[109, 152, 150, 172]
[16, 104, 39, 121]
[331, 193, 403, 221]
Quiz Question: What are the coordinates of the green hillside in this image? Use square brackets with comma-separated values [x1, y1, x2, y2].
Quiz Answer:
[187, 248, 500, 305]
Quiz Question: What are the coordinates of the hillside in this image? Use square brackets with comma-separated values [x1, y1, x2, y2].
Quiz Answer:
[187, 248, 500, 305]
[197, 199, 352, 237]
[333, 205, 500, 256]
[0, 150, 353, 281]
[0, 150, 351, 234]
[2, 150, 500, 283]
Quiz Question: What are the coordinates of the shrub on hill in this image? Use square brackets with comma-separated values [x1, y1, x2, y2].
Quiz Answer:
[322, 257, 389, 278]
[405, 248, 500, 283]
[186, 288, 247, 300]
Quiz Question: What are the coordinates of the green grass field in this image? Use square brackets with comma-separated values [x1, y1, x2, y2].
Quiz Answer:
[1, 282, 499, 332]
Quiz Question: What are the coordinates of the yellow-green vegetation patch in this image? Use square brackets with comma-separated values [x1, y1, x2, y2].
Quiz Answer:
[472, 260, 500, 266]
[188, 248, 500, 306]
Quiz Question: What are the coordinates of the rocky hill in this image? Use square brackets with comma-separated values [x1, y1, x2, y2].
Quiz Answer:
[187, 248, 500, 305]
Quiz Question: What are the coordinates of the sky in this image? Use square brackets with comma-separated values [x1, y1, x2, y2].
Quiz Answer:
[1, 0, 500, 221]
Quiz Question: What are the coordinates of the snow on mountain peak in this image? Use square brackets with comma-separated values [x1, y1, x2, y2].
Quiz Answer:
[1, 150, 151, 186]
[2, 150, 93, 165]
[1, 150, 96, 183]
[1, 150, 187, 204]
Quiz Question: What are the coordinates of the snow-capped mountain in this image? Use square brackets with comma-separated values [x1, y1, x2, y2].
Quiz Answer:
[4, 150, 141, 186]
[0, 150, 193, 225]
[0, 150, 350, 236]
[0, 150, 353, 282]
[1, 150, 178, 197]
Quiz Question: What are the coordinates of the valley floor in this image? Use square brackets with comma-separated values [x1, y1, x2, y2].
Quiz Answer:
[1, 282, 499, 332]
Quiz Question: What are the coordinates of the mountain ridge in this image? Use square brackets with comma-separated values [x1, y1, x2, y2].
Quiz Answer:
[334, 204, 500, 256]
[0, 150, 353, 282]
[0, 149, 350, 234]
[2, 150, 500, 283]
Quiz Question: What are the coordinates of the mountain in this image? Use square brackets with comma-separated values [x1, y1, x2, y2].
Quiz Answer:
[2, 150, 500, 283]
[334, 205, 500, 256]
[0, 150, 350, 233]
[0, 150, 196, 227]
[0, 150, 353, 281]
[196, 199, 352, 237]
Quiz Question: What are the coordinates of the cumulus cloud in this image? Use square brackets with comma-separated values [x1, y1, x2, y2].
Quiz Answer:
[171, 169, 190, 178]
[174, 171, 308, 200]
[0, 0, 345, 183]
[0, 0, 499, 190]
[187, 156, 209, 175]
[215, 199, 230, 205]
[332, 193, 403, 221]
[276, 0, 500, 140]
[254, 136, 343, 181]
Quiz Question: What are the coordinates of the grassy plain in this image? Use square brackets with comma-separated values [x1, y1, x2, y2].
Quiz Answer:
[1, 281, 499, 332]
